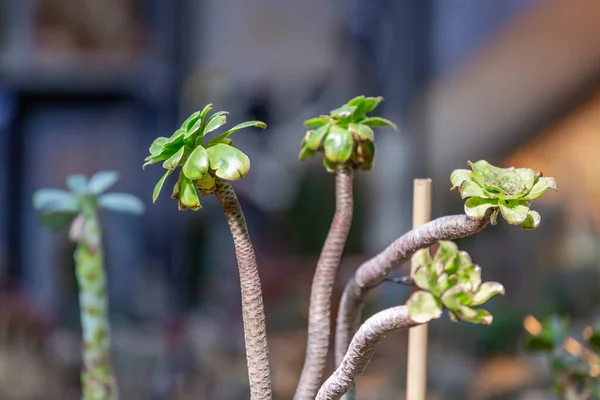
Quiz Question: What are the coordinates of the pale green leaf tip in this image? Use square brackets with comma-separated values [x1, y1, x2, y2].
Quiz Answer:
[407, 291, 443, 323]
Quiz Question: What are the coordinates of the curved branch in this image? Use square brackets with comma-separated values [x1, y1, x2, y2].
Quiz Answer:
[295, 163, 354, 400]
[335, 213, 490, 368]
[215, 180, 272, 400]
[318, 305, 419, 400]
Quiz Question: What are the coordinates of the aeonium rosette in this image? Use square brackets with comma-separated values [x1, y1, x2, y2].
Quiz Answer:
[450, 160, 557, 229]
[407, 241, 505, 325]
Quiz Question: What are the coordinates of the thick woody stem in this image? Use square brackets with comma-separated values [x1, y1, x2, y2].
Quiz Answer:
[72, 215, 119, 400]
[295, 164, 354, 400]
[215, 180, 272, 400]
[318, 305, 419, 400]
[335, 213, 491, 369]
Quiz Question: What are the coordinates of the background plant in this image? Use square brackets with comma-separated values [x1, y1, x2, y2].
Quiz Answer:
[33, 171, 144, 400]
[524, 315, 600, 399]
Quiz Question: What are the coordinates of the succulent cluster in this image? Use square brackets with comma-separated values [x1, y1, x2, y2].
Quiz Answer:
[33, 171, 144, 230]
[524, 315, 600, 398]
[450, 160, 557, 229]
[144, 104, 266, 210]
[298, 96, 397, 172]
[406, 241, 504, 325]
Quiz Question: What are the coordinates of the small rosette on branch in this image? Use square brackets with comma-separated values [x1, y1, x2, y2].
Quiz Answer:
[299, 95, 397, 172]
[143, 104, 266, 210]
[407, 241, 504, 325]
[450, 160, 557, 229]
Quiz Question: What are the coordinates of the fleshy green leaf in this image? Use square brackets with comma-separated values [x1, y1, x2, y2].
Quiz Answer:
[195, 174, 216, 192]
[470, 282, 505, 306]
[149, 137, 168, 155]
[304, 117, 327, 127]
[98, 193, 145, 215]
[348, 123, 374, 141]
[198, 104, 213, 126]
[525, 177, 558, 200]
[179, 176, 201, 211]
[180, 111, 202, 131]
[457, 180, 487, 199]
[349, 96, 384, 118]
[330, 105, 357, 119]
[67, 175, 89, 194]
[152, 169, 172, 203]
[171, 179, 180, 199]
[299, 145, 316, 160]
[440, 289, 463, 311]
[521, 210, 541, 230]
[206, 120, 267, 146]
[457, 307, 493, 325]
[347, 95, 365, 108]
[435, 241, 458, 269]
[206, 143, 250, 181]
[354, 140, 376, 170]
[459, 264, 482, 292]
[468, 160, 497, 187]
[307, 125, 330, 150]
[464, 196, 498, 219]
[469, 161, 537, 198]
[407, 291, 443, 323]
[362, 96, 383, 114]
[324, 125, 353, 163]
[143, 152, 171, 169]
[413, 248, 432, 268]
[412, 265, 432, 291]
[498, 199, 530, 225]
[88, 171, 119, 194]
[361, 117, 398, 130]
[203, 111, 228, 135]
[33, 189, 79, 212]
[182, 146, 209, 180]
[163, 146, 185, 170]
[185, 119, 202, 141]
[323, 157, 336, 173]
[450, 169, 472, 190]
[168, 128, 186, 143]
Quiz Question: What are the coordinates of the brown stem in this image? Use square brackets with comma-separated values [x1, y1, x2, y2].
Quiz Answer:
[318, 305, 419, 400]
[215, 179, 272, 400]
[294, 163, 354, 400]
[334, 213, 491, 369]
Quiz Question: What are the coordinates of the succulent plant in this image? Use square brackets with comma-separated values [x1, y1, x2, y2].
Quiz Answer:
[298, 95, 397, 172]
[450, 160, 557, 229]
[143, 104, 266, 210]
[406, 241, 505, 324]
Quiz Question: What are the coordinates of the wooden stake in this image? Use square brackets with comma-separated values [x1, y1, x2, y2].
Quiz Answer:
[406, 179, 432, 400]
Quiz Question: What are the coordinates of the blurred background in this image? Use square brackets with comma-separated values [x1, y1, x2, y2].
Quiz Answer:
[0, 0, 599, 398]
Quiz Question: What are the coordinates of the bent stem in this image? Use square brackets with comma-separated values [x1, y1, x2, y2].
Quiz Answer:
[73, 216, 119, 400]
[215, 179, 272, 400]
[334, 213, 491, 369]
[318, 305, 419, 400]
[295, 164, 354, 400]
